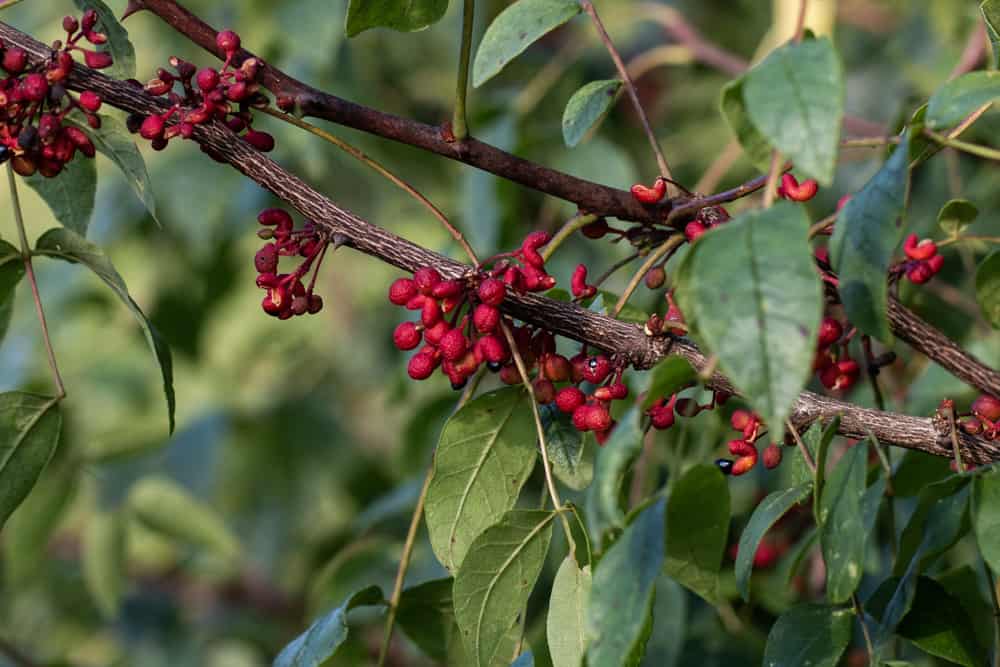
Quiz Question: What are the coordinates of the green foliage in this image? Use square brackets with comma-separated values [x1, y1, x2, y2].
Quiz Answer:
[762, 604, 853, 667]
[663, 464, 729, 603]
[72, 0, 136, 80]
[541, 403, 593, 491]
[639, 356, 696, 410]
[975, 250, 1000, 328]
[0, 239, 23, 344]
[985, 0, 1000, 68]
[274, 586, 386, 666]
[562, 80, 622, 147]
[925, 71, 1000, 130]
[25, 157, 96, 236]
[82, 508, 127, 619]
[937, 198, 979, 236]
[584, 406, 643, 545]
[817, 442, 868, 603]
[345, 0, 448, 37]
[546, 556, 591, 667]
[736, 483, 811, 601]
[0, 392, 60, 529]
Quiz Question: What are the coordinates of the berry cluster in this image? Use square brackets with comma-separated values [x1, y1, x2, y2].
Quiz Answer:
[723, 409, 783, 475]
[130, 31, 273, 154]
[813, 316, 860, 392]
[253, 208, 327, 318]
[900, 233, 944, 284]
[960, 394, 1000, 439]
[0, 12, 111, 178]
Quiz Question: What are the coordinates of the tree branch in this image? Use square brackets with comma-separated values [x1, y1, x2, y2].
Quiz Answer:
[0, 20, 996, 465]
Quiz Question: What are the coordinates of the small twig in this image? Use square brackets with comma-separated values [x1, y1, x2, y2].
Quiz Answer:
[786, 419, 817, 474]
[938, 235, 1000, 248]
[807, 212, 837, 239]
[852, 592, 877, 663]
[611, 235, 683, 317]
[666, 173, 772, 224]
[792, 0, 809, 43]
[924, 128, 1000, 162]
[625, 44, 694, 81]
[591, 251, 641, 289]
[7, 163, 65, 400]
[943, 401, 967, 473]
[579, 0, 677, 194]
[541, 213, 598, 262]
[762, 151, 783, 208]
[452, 0, 475, 140]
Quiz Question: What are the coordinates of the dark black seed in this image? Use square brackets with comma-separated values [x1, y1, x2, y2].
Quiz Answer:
[715, 458, 734, 475]
[487, 361, 503, 372]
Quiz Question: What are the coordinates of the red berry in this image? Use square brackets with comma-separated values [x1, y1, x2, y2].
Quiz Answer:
[21, 73, 48, 102]
[388, 278, 417, 305]
[520, 231, 550, 269]
[2, 47, 27, 74]
[572, 405, 592, 431]
[244, 130, 275, 152]
[477, 334, 509, 365]
[413, 267, 442, 295]
[820, 359, 860, 391]
[439, 328, 468, 361]
[542, 354, 572, 382]
[196, 67, 220, 91]
[585, 405, 613, 432]
[555, 387, 586, 414]
[534, 378, 555, 404]
[423, 320, 451, 346]
[83, 50, 113, 69]
[778, 173, 819, 202]
[408, 352, 438, 380]
[644, 266, 666, 290]
[684, 221, 707, 243]
[420, 298, 442, 327]
[903, 234, 938, 261]
[308, 294, 323, 314]
[478, 277, 506, 306]
[730, 409, 754, 432]
[581, 219, 610, 239]
[393, 322, 422, 350]
[473, 303, 500, 333]
[140, 114, 165, 140]
[432, 279, 464, 299]
[649, 399, 675, 429]
[763, 444, 782, 469]
[216, 30, 242, 53]
[499, 364, 522, 385]
[581, 355, 611, 384]
[972, 395, 1000, 422]
[630, 178, 666, 204]
[78, 90, 102, 112]
[817, 317, 843, 348]
[571, 264, 596, 299]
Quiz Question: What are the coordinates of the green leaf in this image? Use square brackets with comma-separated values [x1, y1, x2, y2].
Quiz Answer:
[973, 468, 1000, 573]
[453, 509, 555, 667]
[984, 0, 1000, 68]
[128, 476, 241, 561]
[345, 0, 447, 37]
[0, 392, 61, 529]
[817, 442, 869, 603]
[67, 114, 158, 225]
[24, 155, 96, 236]
[0, 239, 24, 344]
[830, 133, 911, 343]
[34, 227, 175, 433]
[547, 557, 591, 667]
[274, 586, 385, 667]
[82, 509, 127, 619]
[472, 0, 581, 87]
[541, 404, 593, 491]
[675, 202, 823, 433]
[639, 575, 686, 667]
[736, 483, 812, 601]
[762, 604, 853, 667]
[720, 78, 773, 171]
[584, 406, 643, 545]
[742, 38, 844, 185]
[396, 578, 456, 662]
[664, 464, 730, 603]
[425, 387, 537, 573]
[640, 356, 696, 410]
[587, 498, 665, 667]
[868, 577, 985, 667]
[975, 251, 1000, 328]
[925, 71, 1000, 130]
[72, 0, 136, 80]
[937, 198, 978, 236]
[562, 79, 622, 147]
[894, 476, 969, 576]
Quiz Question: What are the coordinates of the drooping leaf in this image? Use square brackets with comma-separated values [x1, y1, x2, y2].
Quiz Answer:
[664, 464, 730, 603]
[424, 387, 536, 572]
[25, 155, 96, 236]
[72, 0, 136, 80]
[984, 0, 1000, 68]
[128, 476, 241, 561]
[587, 498, 665, 667]
[742, 38, 844, 184]
[817, 442, 869, 603]
[925, 71, 1000, 129]
[0, 392, 61, 529]
[830, 133, 911, 343]
[67, 114, 158, 225]
[975, 251, 1000, 328]
[547, 557, 591, 667]
[639, 575, 686, 667]
[34, 227, 175, 433]
[472, 0, 581, 87]
[584, 406, 643, 545]
[720, 77, 772, 171]
[274, 586, 385, 667]
[640, 356, 696, 410]
[345, 0, 447, 37]
[453, 509, 555, 667]
[541, 404, 593, 491]
[0, 240, 24, 344]
[396, 578, 456, 662]
[82, 509, 127, 619]
[562, 79, 622, 147]
[937, 198, 978, 236]
[675, 202, 823, 433]
[736, 482, 812, 601]
[762, 604, 853, 667]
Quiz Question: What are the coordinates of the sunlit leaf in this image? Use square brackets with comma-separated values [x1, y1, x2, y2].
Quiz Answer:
[73, 0, 136, 80]
[562, 79, 622, 147]
[345, 0, 448, 37]
[937, 198, 978, 236]
[542, 403, 593, 491]
[547, 556, 591, 667]
[925, 71, 1000, 129]
[0, 393, 61, 529]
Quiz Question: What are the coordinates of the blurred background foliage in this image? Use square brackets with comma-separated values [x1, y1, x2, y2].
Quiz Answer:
[0, 0, 998, 665]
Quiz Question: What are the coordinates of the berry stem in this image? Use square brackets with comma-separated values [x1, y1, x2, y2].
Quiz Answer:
[938, 235, 1000, 248]
[258, 107, 480, 264]
[6, 163, 66, 400]
[785, 420, 817, 475]
[591, 251, 641, 289]
[579, 0, 678, 195]
[611, 234, 683, 318]
[451, 0, 474, 141]
[540, 213, 597, 262]
[924, 129, 1000, 162]
[499, 321, 576, 553]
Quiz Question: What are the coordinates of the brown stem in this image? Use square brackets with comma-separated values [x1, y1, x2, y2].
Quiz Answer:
[2, 21, 997, 465]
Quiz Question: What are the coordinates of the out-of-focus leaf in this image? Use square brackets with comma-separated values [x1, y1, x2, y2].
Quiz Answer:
[453, 509, 554, 667]
[587, 498, 665, 667]
[425, 387, 536, 572]
[0, 392, 61, 529]
[345, 0, 447, 37]
[975, 251, 1000, 328]
[547, 556, 591, 667]
[762, 604, 853, 667]
[639, 575, 686, 667]
[274, 586, 385, 667]
[25, 155, 96, 236]
[676, 202, 822, 432]
[925, 71, 1000, 129]
[35, 227, 175, 433]
[562, 79, 622, 147]
[830, 133, 910, 343]
[0, 240, 24, 344]
[584, 406, 643, 545]
[736, 483, 811, 601]
[82, 509, 127, 618]
[397, 578, 456, 662]
[984, 0, 1000, 68]
[73, 0, 136, 79]
[640, 357, 696, 410]
[720, 78, 772, 171]
[664, 464, 729, 603]
[541, 403, 593, 491]
[937, 198, 978, 236]
[472, 0, 581, 87]
[818, 442, 869, 603]
[973, 467, 1000, 573]
[511, 651, 534, 666]
[743, 38, 844, 184]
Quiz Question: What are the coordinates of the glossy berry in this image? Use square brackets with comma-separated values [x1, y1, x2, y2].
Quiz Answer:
[645, 266, 666, 290]
[582, 355, 611, 384]
[903, 234, 938, 261]
[216, 30, 242, 53]
[542, 354, 571, 382]
[555, 387, 586, 414]
[196, 67, 220, 91]
[819, 359, 860, 391]
[817, 317, 843, 348]
[630, 177, 667, 204]
[2, 47, 27, 74]
[716, 458, 735, 475]
[730, 410, 755, 432]
[393, 322, 421, 350]
[140, 114, 165, 140]
[473, 303, 500, 333]
[778, 173, 819, 202]
[78, 90, 102, 112]
[571, 264, 597, 299]
[478, 277, 506, 306]
[684, 221, 707, 243]
[389, 278, 417, 305]
[22, 73, 48, 102]
[972, 395, 1000, 422]
[83, 50, 113, 69]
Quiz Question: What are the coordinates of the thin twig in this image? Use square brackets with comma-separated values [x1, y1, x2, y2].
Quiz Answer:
[452, 0, 475, 140]
[7, 163, 65, 400]
[852, 593, 877, 662]
[787, 420, 817, 474]
[762, 151, 783, 208]
[541, 213, 598, 262]
[792, 0, 809, 43]
[611, 235, 683, 317]
[592, 251, 641, 289]
[925, 129, 1000, 162]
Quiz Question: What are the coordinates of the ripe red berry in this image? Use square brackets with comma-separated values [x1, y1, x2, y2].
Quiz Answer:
[308, 294, 323, 314]
[423, 320, 451, 346]
[582, 355, 611, 384]
[140, 114, 166, 140]
[244, 130, 275, 152]
[649, 399, 675, 429]
[477, 334, 509, 365]
[630, 177, 667, 204]
[254, 244, 278, 273]
[903, 234, 938, 261]
[439, 328, 468, 361]
[730, 409, 754, 432]
[972, 395, 1000, 422]
[571, 264, 596, 299]
[478, 277, 506, 306]
[432, 279, 464, 299]
[21, 73, 48, 102]
[684, 221, 707, 243]
[393, 322, 422, 350]
[534, 378, 555, 404]
[83, 50, 113, 69]
[520, 231, 550, 269]
[408, 352, 438, 380]
[555, 387, 586, 414]
[819, 359, 860, 391]
[216, 30, 242, 53]
[420, 298, 442, 327]
[572, 405, 592, 431]
[763, 444, 782, 469]
[542, 354, 572, 383]
[817, 317, 843, 348]
[473, 303, 500, 333]
[388, 278, 417, 305]
[2, 47, 27, 74]
[78, 90, 102, 112]
[586, 404, 613, 431]
[778, 173, 819, 202]
[413, 267, 442, 295]
[196, 67, 220, 91]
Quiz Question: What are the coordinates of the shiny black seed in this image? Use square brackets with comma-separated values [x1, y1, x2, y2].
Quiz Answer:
[715, 458, 734, 475]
